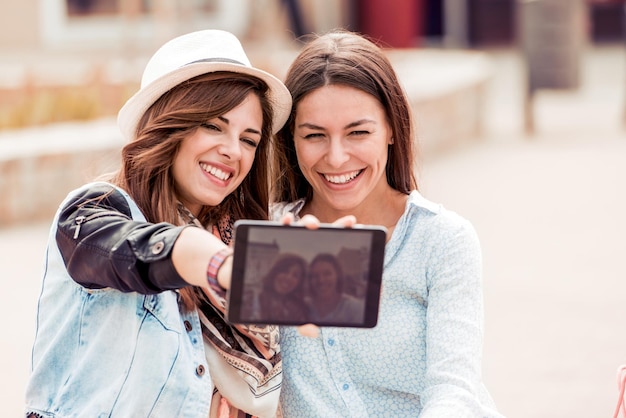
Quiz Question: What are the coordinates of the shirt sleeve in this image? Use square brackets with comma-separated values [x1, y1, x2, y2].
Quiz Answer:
[419, 215, 493, 417]
[55, 183, 190, 294]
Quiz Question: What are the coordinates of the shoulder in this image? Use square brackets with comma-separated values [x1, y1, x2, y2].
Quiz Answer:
[407, 191, 476, 234]
[397, 191, 479, 253]
[342, 294, 364, 308]
[59, 182, 134, 219]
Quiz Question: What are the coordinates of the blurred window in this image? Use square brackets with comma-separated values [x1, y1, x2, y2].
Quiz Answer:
[67, 0, 120, 16]
[45, 0, 248, 48]
[65, 0, 221, 17]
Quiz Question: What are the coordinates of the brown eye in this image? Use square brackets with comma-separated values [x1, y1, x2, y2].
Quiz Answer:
[200, 123, 220, 131]
[303, 132, 324, 140]
[240, 137, 259, 148]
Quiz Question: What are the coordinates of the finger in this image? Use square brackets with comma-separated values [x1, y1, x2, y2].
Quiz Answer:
[280, 212, 295, 226]
[297, 323, 320, 338]
[299, 214, 321, 230]
[331, 215, 357, 228]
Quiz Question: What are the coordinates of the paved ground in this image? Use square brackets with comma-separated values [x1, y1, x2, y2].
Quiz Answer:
[2, 45, 625, 417]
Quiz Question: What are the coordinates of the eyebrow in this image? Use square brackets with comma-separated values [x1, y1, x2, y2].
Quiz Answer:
[346, 119, 376, 129]
[218, 115, 262, 136]
[296, 119, 376, 130]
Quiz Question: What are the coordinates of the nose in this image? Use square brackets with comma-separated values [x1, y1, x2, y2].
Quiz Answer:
[325, 138, 349, 168]
[218, 134, 242, 160]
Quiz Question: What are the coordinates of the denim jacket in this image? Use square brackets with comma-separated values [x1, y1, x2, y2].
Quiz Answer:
[25, 183, 213, 417]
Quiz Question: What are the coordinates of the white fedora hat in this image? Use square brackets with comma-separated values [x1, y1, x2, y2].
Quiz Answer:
[117, 29, 292, 140]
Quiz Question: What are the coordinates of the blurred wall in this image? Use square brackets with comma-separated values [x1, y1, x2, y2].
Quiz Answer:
[0, 0, 39, 48]
[0, 0, 254, 52]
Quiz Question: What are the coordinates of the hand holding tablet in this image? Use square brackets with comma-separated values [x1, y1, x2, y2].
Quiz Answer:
[226, 220, 386, 328]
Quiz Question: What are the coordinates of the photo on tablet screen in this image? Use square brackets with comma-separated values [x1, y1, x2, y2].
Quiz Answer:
[227, 221, 386, 328]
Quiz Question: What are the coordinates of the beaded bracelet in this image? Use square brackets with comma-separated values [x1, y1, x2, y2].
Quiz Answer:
[206, 247, 233, 293]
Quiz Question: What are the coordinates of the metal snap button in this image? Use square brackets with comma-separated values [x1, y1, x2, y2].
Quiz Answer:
[151, 241, 165, 254]
[196, 365, 205, 376]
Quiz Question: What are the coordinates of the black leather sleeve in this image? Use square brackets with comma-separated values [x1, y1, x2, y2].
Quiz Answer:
[56, 183, 190, 294]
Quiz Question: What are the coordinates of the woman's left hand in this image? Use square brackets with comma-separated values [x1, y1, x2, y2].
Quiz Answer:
[280, 212, 357, 230]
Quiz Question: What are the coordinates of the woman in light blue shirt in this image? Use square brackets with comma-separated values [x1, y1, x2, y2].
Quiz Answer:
[271, 30, 504, 417]
[306, 253, 365, 325]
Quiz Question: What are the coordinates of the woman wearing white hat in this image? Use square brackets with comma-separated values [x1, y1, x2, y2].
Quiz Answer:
[25, 30, 291, 418]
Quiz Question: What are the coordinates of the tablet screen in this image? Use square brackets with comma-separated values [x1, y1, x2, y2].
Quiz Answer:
[227, 220, 386, 328]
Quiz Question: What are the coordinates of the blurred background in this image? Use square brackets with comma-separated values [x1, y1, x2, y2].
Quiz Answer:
[1, 1, 625, 417]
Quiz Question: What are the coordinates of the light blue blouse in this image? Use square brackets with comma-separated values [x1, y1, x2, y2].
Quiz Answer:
[272, 191, 504, 417]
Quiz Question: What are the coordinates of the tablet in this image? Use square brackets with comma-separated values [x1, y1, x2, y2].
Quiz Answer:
[226, 220, 387, 328]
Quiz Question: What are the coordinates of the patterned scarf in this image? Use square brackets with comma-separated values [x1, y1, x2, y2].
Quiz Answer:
[178, 204, 282, 418]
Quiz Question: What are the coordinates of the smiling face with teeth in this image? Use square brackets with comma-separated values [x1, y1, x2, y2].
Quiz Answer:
[172, 92, 263, 215]
[293, 84, 395, 220]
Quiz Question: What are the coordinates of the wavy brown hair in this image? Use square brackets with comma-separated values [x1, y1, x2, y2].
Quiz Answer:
[272, 30, 418, 203]
[261, 253, 308, 299]
[108, 71, 275, 309]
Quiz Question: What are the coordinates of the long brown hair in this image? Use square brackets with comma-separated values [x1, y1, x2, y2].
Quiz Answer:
[261, 253, 307, 299]
[272, 30, 418, 203]
[108, 72, 274, 309]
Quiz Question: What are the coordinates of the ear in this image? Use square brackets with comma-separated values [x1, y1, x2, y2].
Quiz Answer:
[388, 136, 394, 145]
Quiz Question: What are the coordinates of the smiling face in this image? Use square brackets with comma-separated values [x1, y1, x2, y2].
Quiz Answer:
[309, 259, 339, 299]
[273, 263, 305, 295]
[172, 92, 263, 215]
[293, 84, 394, 218]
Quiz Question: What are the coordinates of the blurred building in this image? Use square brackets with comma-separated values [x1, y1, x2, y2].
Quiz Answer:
[2, 1, 623, 50]
[0, 0, 254, 50]
[354, 0, 624, 48]
[1, 0, 623, 225]
[1, 0, 622, 129]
